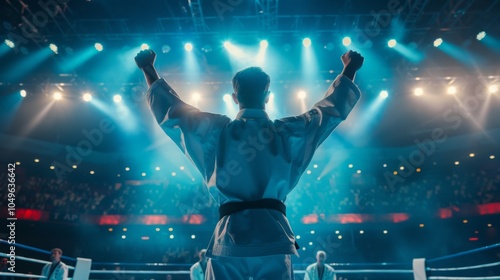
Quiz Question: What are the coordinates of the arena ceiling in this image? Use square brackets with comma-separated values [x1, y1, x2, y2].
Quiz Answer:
[1, 0, 499, 159]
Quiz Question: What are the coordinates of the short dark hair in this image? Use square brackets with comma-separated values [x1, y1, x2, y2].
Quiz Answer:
[51, 248, 63, 255]
[232, 67, 270, 107]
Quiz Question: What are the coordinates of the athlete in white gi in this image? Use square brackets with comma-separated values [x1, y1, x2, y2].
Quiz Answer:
[304, 251, 336, 280]
[135, 49, 364, 280]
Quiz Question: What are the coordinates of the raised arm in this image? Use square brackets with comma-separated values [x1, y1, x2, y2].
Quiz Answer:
[135, 49, 230, 180]
[277, 50, 364, 177]
[135, 49, 160, 87]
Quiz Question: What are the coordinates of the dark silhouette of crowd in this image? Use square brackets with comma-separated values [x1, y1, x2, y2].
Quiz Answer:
[1, 159, 498, 219]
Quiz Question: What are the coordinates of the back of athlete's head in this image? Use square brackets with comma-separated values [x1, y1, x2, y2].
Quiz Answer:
[232, 67, 270, 108]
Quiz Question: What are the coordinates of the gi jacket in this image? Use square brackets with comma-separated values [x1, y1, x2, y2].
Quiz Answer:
[147, 74, 361, 257]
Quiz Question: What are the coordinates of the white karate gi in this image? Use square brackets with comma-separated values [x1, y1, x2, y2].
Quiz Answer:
[147, 74, 361, 279]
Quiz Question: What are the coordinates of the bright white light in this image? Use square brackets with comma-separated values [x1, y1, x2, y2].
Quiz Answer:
[49, 43, 58, 54]
[171, 172, 176, 176]
[302, 38, 311, 47]
[83, 93, 92, 102]
[260, 40, 268, 48]
[269, 93, 274, 101]
[414, 88, 423, 96]
[360, 230, 364, 234]
[223, 41, 231, 49]
[310, 230, 315, 234]
[155, 167, 160, 171]
[297, 90, 306, 99]
[191, 235, 196, 239]
[113, 94, 122, 103]
[469, 153, 475, 158]
[489, 85, 498, 94]
[342, 37, 351, 46]
[142, 172, 146, 176]
[356, 170, 361, 174]
[223, 94, 232, 103]
[383, 164, 387, 167]
[348, 164, 353, 168]
[141, 43, 149, 50]
[50, 166, 55, 170]
[184, 43, 193, 52]
[121, 235, 126, 239]
[490, 155, 495, 159]
[388, 39, 397, 48]
[34, 159, 40, 163]
[335, 230, 340, 234]
[434, 38, 443, 47]
[455, 161, 460, 165]
[313, 164, 318, 168]
[338, 235, 342, 239]
[94, 43, 103, 52]
[383, 230, 388, 234]
[447, 86, 457, 95]
[306, 170, 311, 174]
[72, 165, 77, 169]
[53, 92, 62, 100]
[5, 39, 15, 48]
[192, 92, 201, 101]
[169, 234, 174, 239]
[125, 167, 130, 171]
[380, 90, 389, 99]
[180, 166, 185, 170]
[20, 90, 27, 97]
[90, 170, 95, 175]
[477, 31, 486, 41]
[400, 166, 405, 170]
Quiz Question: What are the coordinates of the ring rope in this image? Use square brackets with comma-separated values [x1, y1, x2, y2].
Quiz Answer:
[427, 243, 500, 263]
[0, 252, 75, 269]
[428, 277, 500, 280]
[0, 272, 45, 278]
[427, 261, 500, 271]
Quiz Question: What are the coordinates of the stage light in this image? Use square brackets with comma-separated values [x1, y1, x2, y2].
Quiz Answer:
[489, 155, 495, 159]
[455, 161, 460, 165]
[399, 166, 404, 170]
[121, 235, 126, 239]
[72, 165, 77, 169]
[310, 230, 315, 234]
[308, 242, 313, 246]
[488, 85, 498, 94]
[184, 42, 193, 52]
[223, 41, 231, 49]
[383, 230, 388, 234]
[416, 168, 421, 172]
[335, 230, 340, 234]
[379, 90, 389, 98]
[141, 172, 146, 176]
[83, 93, 92, 102]
[94, 43, 103, 52]
[49, 165, 55, 170]
[414, 88, 423, 96]
[476, 31, 486, 41]
[469, 153, 475, 158]
[169, 234, 174, 239]
[49, 43, 58, 54]
[433, 38, 443, 47]
[359, 230, 364, 234]
[113, 94, 122, 103]
[463, 219, 468, 224]
[162, 45, 171, 53]
[125, 167, 130, 171]
[34, 159, 40, 163]
[90, 170, 95, 174]
[53, 92, 62, 100]
[342, 37, 351, 46]
[168, 227, 173, 231]
[383, 163, 387, 167]
[155, 167, 160, 171]
[338, 235, 342, 240]
[297, 90, 306, 99]
[348, 164, 353, 168]
[141, 43, 149, 50]
[156, 228, 160, 232]
[447, 86, 457, 95]
[388, 39, 397, 48]
[306, 170, 311, 174]
[180, 166, 185, 170]
[260, 40, 268, 48]
[302, 38, 311, 47]
[192, 92, 201, 101]
[296, 235, 301, 239]
[201, 44, 212, 53]
[223, 94, 232, 102]
[419, 224, 425, 228]
[356, 170, 361, 174]
[20, 90, 27, 97]
[313, 164, 318, 168]
[191, 235, 196, 239]
[5, 39, 15, 48]
[171, 172, 176, 176]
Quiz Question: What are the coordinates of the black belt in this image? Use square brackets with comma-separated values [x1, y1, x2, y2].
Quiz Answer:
[218, 198, 299, 250]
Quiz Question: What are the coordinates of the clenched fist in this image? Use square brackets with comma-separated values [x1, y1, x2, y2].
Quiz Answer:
[341, 50, 364, 72]
[135, 49, 156, 69]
